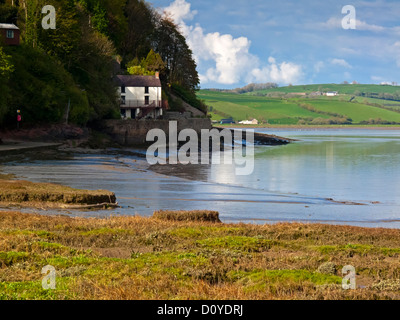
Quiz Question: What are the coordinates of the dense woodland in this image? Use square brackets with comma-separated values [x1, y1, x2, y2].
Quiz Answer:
[0, 0, 203, 127]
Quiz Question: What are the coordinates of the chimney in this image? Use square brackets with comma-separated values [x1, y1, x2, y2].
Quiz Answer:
[155, 71, 159, 79]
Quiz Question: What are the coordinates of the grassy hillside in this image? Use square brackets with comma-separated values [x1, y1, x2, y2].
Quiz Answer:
[303, 99, 400, 123]
[245, 83, 400, 96]
[197, 91, 329, 124]
[198, 84, 400, 125]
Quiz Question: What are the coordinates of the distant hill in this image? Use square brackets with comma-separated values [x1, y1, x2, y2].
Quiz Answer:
[245, 83, 400, 97]
[197, 84, 400, 125]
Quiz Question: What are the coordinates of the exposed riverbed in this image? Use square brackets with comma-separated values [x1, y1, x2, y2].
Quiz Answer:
[1, 128, 399, 228]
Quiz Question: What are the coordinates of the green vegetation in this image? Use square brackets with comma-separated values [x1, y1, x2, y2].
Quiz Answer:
[199, 84, 400, 125]
[126, 49, 165, 76]
[0, 0, 202, 128]
[2, 210, 400, 299]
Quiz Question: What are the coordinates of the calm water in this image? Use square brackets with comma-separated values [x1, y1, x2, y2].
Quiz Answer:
[1, 128, 400, 228]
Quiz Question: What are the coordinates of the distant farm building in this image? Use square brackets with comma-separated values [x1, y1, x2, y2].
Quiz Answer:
[220, 118, 235, 124]
[0, 23, 20, 46]
[239, 119, 258, 125]
[115, 72, 165, 120]
[326, 91, 338, 97]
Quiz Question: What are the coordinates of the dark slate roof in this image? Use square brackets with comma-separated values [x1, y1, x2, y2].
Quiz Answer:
[114, 75, 161, 87]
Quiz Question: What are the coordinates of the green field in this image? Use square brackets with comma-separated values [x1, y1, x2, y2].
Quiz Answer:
[198, 84, 400, 125]
[304, 99, 400, 123]
[198, 91, 330, 124]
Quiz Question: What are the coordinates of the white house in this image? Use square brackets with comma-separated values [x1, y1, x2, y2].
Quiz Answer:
[115, 72, 164, 119]
[326, 91, 338, 97]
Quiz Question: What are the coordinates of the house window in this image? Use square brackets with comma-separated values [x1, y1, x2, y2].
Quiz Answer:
[121, 86, 125, 93]
[6, 30, 14, 39]
[121, 96, 126, 105]
[145, 96, 149, 105]
[145, 86, 149, 94]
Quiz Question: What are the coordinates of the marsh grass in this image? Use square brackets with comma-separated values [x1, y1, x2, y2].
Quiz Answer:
[1, 211, 400, 300]
[153, 210, 221, 223]
[0, 180, 116, 207]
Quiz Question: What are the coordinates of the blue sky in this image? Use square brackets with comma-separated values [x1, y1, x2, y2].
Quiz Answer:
[149, 0, 400, 89]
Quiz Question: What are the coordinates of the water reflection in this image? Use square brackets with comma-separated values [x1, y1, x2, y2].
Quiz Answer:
[215, 129, 400, 204]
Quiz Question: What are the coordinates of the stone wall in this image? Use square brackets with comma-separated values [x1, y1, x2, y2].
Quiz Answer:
[101, 118, 212, 146]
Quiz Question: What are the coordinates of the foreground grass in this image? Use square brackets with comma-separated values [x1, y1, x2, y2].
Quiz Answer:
[1, 211, 400, 300]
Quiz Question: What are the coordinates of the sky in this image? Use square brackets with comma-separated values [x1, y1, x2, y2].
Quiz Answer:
[149, 0, 400, 89]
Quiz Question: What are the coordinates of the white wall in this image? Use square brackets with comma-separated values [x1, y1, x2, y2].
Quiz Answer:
[119, 86, 161, 105]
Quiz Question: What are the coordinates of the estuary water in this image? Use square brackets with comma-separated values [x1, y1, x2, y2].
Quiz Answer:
[1, 128, 400, 228]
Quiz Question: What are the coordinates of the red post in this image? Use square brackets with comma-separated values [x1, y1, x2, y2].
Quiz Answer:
[17, 110, 21, 129]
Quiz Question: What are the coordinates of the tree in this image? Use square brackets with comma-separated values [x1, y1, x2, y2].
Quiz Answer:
[78, 0, 109, 35]
[126, 49, 165, 76]
[23, 0, 46, 48]
[0, 46, 14, 76]
[122, 0, 154, 62]
[0, 45, 13, 123]
[0, 2, 18, 23]
[152, 16, 199, 92]
[127, 65, 152, 75]
[0, 0, 202, 125]
[38, 0, 81, 62]
[143, 49, 165, 73]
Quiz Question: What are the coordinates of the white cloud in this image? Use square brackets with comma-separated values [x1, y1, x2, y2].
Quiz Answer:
[163, 0, 303, 85]
[331, 58, 352, 69]
[164, 0, 197, 24]
[319, 17, 341, 29]
[250, 60, 303, 84]
[318, 17, 386, 32]
[356, 20, 386, 32]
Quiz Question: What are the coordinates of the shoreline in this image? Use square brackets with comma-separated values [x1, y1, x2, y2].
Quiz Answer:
[215, 124, 400, 130]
